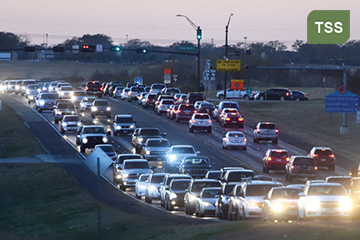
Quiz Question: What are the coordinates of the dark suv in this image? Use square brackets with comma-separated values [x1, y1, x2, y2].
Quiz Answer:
[178, 156, 212, 179]
[175, 104, 197, 122]
[308, 147, 335, 171]
[285, 156, 317, 182]
[256, 88, 293, 101]
[262, 149, 290, 173]
[84, 81, 102, 98]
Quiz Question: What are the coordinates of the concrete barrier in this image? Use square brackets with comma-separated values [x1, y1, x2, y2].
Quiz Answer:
[84, 147, 114, 181]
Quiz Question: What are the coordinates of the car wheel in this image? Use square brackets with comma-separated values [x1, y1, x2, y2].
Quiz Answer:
[114, 131, 117, 136]
[244, 95, 250, 100]
[262, 210, 268, 222]
[135, 194, 141, 199]
[161, 200, 165, 208]
[185, 202, 190, 215]
[60, 127, 65, 134]
[228, 206, 234, 221]
[168, 200, 173, 211]
[296, 98, 300, 102]
[80, 145, 86, 153]
[176, 118, 180, 123]
[288, 174, 293, 182]
[189, 127, 193, 133]
[218, 95, 224, 100]
[145, 196, 152, 204]
[54, 119, 59, 124]
[207, 127, 212, 133]
[259, 96, 265, 101]
[242, 207, 247, 220]
[38, 108, 42, 113]
[120, 184, 126, 191]
[236, 209, 242, 221]
[280, 96, 285, 101]
[272, 139, 278, 144]
[265, 165, 269, 174]
[91, 113, 95, 118]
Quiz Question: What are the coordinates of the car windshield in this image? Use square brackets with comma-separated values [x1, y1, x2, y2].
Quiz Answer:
[171, 180, 191, 190]
[116, 117, 133, 123]
[227, 171, 255, 182]
[162, 100, 174, 104]
[246, 184, 280, 196]
[228, 133, 244, 138]
[260, 124, 276, 129]
[139, 175, 149, 182]
[172, 147, 195, 154]
[74, 92, 86, 96]
[271, 151, 288, 158]
[147, 140, 169, 147]
[192, 181, 221, 193]
[140, 129, 160, 136]
[308, 185, 347, 196]
[200, 103, 214, 108]
[293, 158, 315, 166]
[42, 94, 57, 99]
[64, 116, 79, 122]
[118, 155, 141, 164]
[180, 105, 194, 110]
[58, 103, 75, 109]
[271, 188, 303, 199]
[183, 158, 209, 166]
[152, 85, 165, 89]
[150, 175, 165, 183]
[326, 178, 351, 190]
[98, 146, 115, 152]
[124, 161, 150, 169]
[224, 184, 236, 195]
[223, 103, 238, 109]
[194, 115, 209, 120]
[94, 101, 109, 106]
[28, 85, 39, 89]
[83, 127, 105, 134]
[202, 189, 219, 198]
[314, 150, 333, 157]
[61, 86, 73, 91]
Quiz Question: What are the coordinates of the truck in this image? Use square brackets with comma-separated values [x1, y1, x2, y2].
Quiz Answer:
[216, 88, 259, 100]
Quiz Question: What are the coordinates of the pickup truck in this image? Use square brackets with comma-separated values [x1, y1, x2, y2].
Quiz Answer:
[216, 88, 259, 100]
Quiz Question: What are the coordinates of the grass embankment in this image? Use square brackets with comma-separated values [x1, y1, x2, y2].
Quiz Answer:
[0, 101, 46, 158]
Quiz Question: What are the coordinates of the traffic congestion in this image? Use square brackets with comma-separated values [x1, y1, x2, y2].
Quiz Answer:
[1, 79, 359, 222]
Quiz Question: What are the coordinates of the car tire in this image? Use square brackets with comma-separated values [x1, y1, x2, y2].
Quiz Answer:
[296, 98, 300, 102]
[218, 95, 224, 100]
[189, 127, 193, 133]
[272, 139, 278, 144]
[242, 207, 247, 220]
[135, 194, 141, 199]
[145, 196, 152, 204]
[38, 108, 42, 113]
[80, 145, 86, 153]
[280, 96, 285, 101]
[207, 127, 212, 133]
[259, 96, 265, 101]
[265, 165, 269, 174]
[161, 200, 165, 208]
[288, 174, 293, 182]
[114, 131, 117, 136]
[228, 205, 234, 221]
[54, 119, 59, 124]
[91, 113, 95, 118]
[61, 127, 65, 134]
[120, 184, 126, 191]
[176, 118, 180, 123]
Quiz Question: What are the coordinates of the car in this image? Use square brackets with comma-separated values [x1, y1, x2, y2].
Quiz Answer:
[144, 173, 167, 203]
[112, 86, 125, 98]
[14, 80, 24, 94]
[262, 187, 303, 221]
[175, 104, 197, 122]
[174, 94, 187, 105]
[156, 99, 174, 115]
[141, 138, 171, 161]
[60, 115, 81, 134]
[253, 122, 279, 144]
[218, 108, 239, 123]
[161, 87, 181, 96]
[149, 83, 166, 93]
[188, 113, 212, 133]
[160, 173, 193, 208]
[222, 131, 247, 150]
[154, 94, 174, 111]
[184, 179, 222, 215]
[179, 156, 213, 179]
[223, 169, 256, 183]
[197, 102, 215, 115]
[219, 166, 245, 181]
[113, 114, 136, 136]
[325, 176, 352, 193]
[120, 88, 130, 100]
[166, 104, 179, 119]
[193, 100, 205, 110]
[255, 88, 293, 101]
[58, 86, 74, 99]
[113, 154, 143, 182]
[204, 170, 221, 180]
[116, 159, 153, 191]
[350, 177, 360, 218]
[25, 84, 41, 103]
[298, 182, 352, 220]
[164, 179, 192, 211]
[137, 92, 147, 105]
[165, 145, 199, 173]
[90, 99, 111, 118]
[77, 125, 110, 153]
[142, 93, 157, 109]
[53, 100, 76, 123]
[195, 187, 222, 217]
[215, 182, 237, 219]
[21, 79, 38, 95]
[54, 82, 70, 94]
[131, 128, 166, 153]
[228, 180, 283, 220]
[127, 86, 145, 102]
[291, 90, 309, 101]
[135, 174, 150, 199]
[79, 97, 96, 111]
[220, 112, 244, 128]
[107, 82, 125, 97]
[93, 144, 117, 161]
[308, 147, 336, 171]
[262, 149, 290, 173]
[213, 101, 240, 121]
[84, 81, 102, 98]
[285, 156, 317, 182]
[71, 91, 86, 107]
[35, 93, 58, 113]
[186, 92, 204, 104]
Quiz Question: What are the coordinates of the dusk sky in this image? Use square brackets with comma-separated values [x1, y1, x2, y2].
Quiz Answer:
[1, 0, 359, 48]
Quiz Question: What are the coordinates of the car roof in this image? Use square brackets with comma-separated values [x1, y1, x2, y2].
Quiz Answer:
[243, 180, 281, 186]
[123, 159, 148, 163]
[326, 176, 352, 179]
[115, 114, 133, 118]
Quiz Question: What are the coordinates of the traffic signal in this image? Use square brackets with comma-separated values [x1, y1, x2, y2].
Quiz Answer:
[80, 45, 96, 52]
[136, 48, 147, 54]
[110, 46, 121, 52]
[197, 27, 202, 40]
[52, 46, 64, 52]
[24, 46, 35, 52]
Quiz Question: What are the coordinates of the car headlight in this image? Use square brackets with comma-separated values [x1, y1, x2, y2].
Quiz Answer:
[168, 154, 176, 162]
[39, 100, 45, 105]
[271, 202, 283, 213]
[137, 137, 143, 143]
[37, 89, 42, 93]
[149, 185, 157, 191]
[306, 199, 321, 211]
[71, 96, 76, 101]
[339, 198, 352, 212]
[145, 150, 150, 155]
[122, 174, 129, 179]
[92, 107, 98, 111]
[115, 175, 121, 179]
[60, 92, 64, 96]
[77, 122, 82, 126]
[26, 90, 30, 94]
[80, 103, 84, 107]
[139, 185, 146, 189]
[170, 192, 177, 199]
[202, 201, 212, 207]
[247, 201, 258, 208]
[130, 125, 135, 129]
[63, 123, 68, 127]
[189, 194, 197, 202]
[106, 107, 111, 111]
[28, 95, 34, 100]
[102, 137, 108, 143]
[116, 126, 121, 130]
[82, 138, 88, 144]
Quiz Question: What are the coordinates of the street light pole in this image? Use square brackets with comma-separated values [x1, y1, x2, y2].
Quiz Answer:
[224, 13, 233, 99]
[177, 14, 201, 93]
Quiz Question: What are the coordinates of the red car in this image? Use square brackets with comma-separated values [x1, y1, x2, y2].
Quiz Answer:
[262, 149, 290, 173]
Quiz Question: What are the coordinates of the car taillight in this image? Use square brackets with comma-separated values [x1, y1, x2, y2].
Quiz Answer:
[177, 110, 181, 113]
[208, 120, 212, 123]
[238, 118, 243, 121]
[100, 87, 104, 91]
[160, 104, 163, 107]
[244, 138, 247, 142]
[286, 157, 290, 161]
[129, 91, 132, 95]
[257, 129, 260, 133]
[227, 138, 231, 142]
[291, 165, 294, 169]
[315, 166, 318, 171]
[194, 110, 197, 113]
[286, 92, 289, 96]
[225, 117, 230, 121]
[85, 87, 88, 90]
[329, 154, 335, 158]
[313, 154, 318, 157]
[267, 157, 272, 161]
[275, 129, 279, 133]
[114, 91, 117, 93]
[191, 120, 195, 123]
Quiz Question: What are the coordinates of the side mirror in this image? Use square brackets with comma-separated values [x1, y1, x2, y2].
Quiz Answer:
[113, 121, 115, 123]
[163, 132, 167, 136]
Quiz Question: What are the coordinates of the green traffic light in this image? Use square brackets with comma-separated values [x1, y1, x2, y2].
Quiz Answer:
[110, 46, 121, 52]
[197, 28, 202, 40]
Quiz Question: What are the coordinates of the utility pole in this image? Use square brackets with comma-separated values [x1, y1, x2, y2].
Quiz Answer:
[224, 13, 234, 99]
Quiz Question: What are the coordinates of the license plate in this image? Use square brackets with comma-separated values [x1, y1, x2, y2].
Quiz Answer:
[234, 140, 239, 143]
[325, 209, 336, 214]
[200, 121, 205, 124]
[232, 121, 237, 123]
[123, 131, 127, 133]
[277, 159, 282, 162]
[100, 110, 104, 113]
[321, 159, 326, 161]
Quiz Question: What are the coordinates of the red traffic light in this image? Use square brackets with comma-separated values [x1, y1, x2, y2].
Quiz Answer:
[81, 45, 96, 52]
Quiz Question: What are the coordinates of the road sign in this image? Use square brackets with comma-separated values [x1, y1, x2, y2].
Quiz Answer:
[134, 77, 143, 85]
[96, 44, 103, 52]
[164, 68, 171, 74]
[325, 91, 359, 113]
[216, 60, 241, 71]
[246, 88, 252, 95]
[178, 46, 196, 51]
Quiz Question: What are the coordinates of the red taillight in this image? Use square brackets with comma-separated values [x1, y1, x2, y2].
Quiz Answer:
[114, 91, 117, 93]
[329, 154, 335, 158]
[227, 138, 231, 141]
[191, 120, 195, 123]
[313, 154, 318, 157]
[257, 129, 261, 133]
[194, 110, 197, 113]
[244, 138, 247, 142]
[177, 110, 181, 113]
[238, 118, 243, 122]
[129, 91, 132, 95]
[291, 165, 294, 169]
[315, 166, 318, 171]
[286, 92, 289, 96]
[85, 87, 89, 90]
[100, 87, 104, 91]
[267, 157, 272, 161]
[146, 98, 149, 100]
[275, 129, 279, 133]
[208, 120, 212, 123]
[286, 157, 290, 161]
[160, 104, 163, 107]
[225, 117, 230, 121]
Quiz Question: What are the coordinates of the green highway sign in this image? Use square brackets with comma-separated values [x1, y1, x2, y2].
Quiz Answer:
[178, 46, 197, 51]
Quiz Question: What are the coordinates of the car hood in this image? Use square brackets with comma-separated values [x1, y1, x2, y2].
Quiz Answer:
[146, 146, 170, 151]
[122, 169, 152, 174]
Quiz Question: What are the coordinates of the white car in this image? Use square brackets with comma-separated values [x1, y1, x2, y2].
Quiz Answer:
[144, 173, 167, 203]
[298, 182, 352, 220]
[120, 88, 130, 100]
[135, 174, 150, 199]
[165, 145, 199, 172]
[117, 159, 153, 191]
[159, 174, 193, 208]
[79, 97, 96, 111]
[189, 113, 212, 133]
[156, 99, 174, 115]
[60, 115, 81, 133]
[58, 86, 74, 99]
[222, 131, 247, 150]
[195, 187, 221, 217]
[113, 86, 124, 98]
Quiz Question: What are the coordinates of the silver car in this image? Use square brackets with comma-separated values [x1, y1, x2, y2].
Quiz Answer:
[253, 122, 279, 144]
[60, 115, 81, 134]
[26, 84, 41, 103]
[35, 93, 58, 113]
[141, 138, 171, 161]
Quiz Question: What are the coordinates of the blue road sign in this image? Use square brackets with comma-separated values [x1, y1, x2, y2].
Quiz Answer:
[325, 91, 359, 113]
[134, 77, 143, 85]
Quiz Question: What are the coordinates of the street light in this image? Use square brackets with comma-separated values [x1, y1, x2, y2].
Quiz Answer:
[177, 14, 201, 93]
[224, 13, 234, 99]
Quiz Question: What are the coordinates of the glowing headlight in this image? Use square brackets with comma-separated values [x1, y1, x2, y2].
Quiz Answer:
[130, 125, 135, 129]
[60, 92, 64, 96]
[39, 100, 45, 105]
[77, 122, 82, 126]
[102, 137, 108, 143]
[139, 185, 146, 189]
[106, 107, 111, 111]
[149, 185, 157, 191]
[170, 192, 177, 199]
[137, 137, 143, 143]
[168, 155, 176, 162]
[306, 199, 321, 212]
[115, 174, 121, 179]
[71, 96, 76, 101]
[26, 90, 30, 94]
[63, 123, 68, 127]
[202, 201, 212, 207]
[28, 95, 34, 100]
[145, 150, 150, 155]
[122, 174, 129, 179]
[116, 126, 121, 130]
[80, 103, 84, 107]
[271, 202, 283, 213]
[92, 107, 98, 111]
[70, 92, 74, 96]
[37, 89, 42, 93]
[82, 138, 88, 144]
[247, 201, 258, 208]
[339, 198, 352, 212]
[189, 195, 197, 201]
